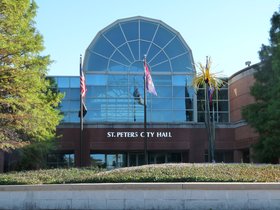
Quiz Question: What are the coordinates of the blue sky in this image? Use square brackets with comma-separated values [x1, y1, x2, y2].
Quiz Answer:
[35, 0, 279, 77]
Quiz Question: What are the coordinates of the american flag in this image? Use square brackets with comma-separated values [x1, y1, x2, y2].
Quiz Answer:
[144, 58, 157, 96]
[79, 60, 87, 118]
[80, 69, 86, 98]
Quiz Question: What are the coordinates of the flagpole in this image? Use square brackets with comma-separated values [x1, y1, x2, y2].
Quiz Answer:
[212, 98, 216, 163]
[79, 54, 83, 167]
[143, 55, 148, 165]
[133, 77, 136, 122]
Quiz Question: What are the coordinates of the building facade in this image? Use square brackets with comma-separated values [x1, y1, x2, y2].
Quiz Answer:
[49, 16, 258, 168]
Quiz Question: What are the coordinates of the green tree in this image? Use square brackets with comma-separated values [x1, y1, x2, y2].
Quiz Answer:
[0, 0, 63, 151]
[242, 7, 280, 163]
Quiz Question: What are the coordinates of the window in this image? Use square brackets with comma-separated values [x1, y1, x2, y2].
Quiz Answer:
[90, 153, 127, 169]
[53, 17, 197, 123]
[197, 85, 229, 123]
[47, 153, 74, 168]
[204, 150, 233, 163]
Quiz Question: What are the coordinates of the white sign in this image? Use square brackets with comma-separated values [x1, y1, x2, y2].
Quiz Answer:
[107, 131, 172, 138]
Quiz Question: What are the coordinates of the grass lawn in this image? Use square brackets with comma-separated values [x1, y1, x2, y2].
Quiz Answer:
[0, 163, 279, 185]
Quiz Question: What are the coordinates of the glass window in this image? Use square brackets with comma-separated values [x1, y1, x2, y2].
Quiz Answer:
[198, 112, 205, 122]
[130, 86, 144, 99]
[121, 21, 139, 41]
[104, 25, 125, 47]
[173, 110, 193, 122]
[129, 108, 144, 122]
[164, 37, 187, 58]
[129, 61, 144, 73]
[57, 77, 69, 88]
[140, 40, 151, 58]
[151, 60, 171, 72]
[70, 88, 80, 100]
[118, 43, 134, 63]
[69, 100, 80, 111]
[173, 86, 185, 98]
[111, 50, 131, 66]
[70, 77, 79, 88]
[60, 101, 70, 111]
[106, 154, 117, 169]
[218, 113, 229, 122]
[153, 25, 175, 48]
[67, 18, 199, 123]
[92, 35, 115, 57]
[215, 150, 233, 163]
[86, 75, 107, 85]
[108, 74, 128, 86]
[86, 86, 107, 98]
[211, 91, 217, 100]
[107, 86, 128, 98]
[149, 51, 168, 67]
[84, 109, 106, 122]
[171, 53, 193, 72]
[151, 110, 173, 122]
[173, 98, 193, 109]
[90, 154, 106, 168]
[129, 153, 137, 166]
[87, 98, 106, 110]
[59, 88, 70, 99]
[197, 84, 229, 123]
[129, 74, 145, 86]
[197, 100, 205, 112]
[152, 75, 172, 86]
[117, 154, 127, 167]
[109, 60, 129, 72]
[146, 44, 161, 62]
[218, 101, 228, 111]
[61, 112, 70, 122]
[140, 20, 158, 41]
[128, 41, 139, 61]
[69, 112, 79, 123]
[218, 89, 228, 100]
[86, 53, 108, 71]
[186, 88, 195, 98]
[47, 153, 74, 168]
[137, 153, 145, 166]
[172, 75, 193, 86]
[167, 153, 182, 163]
[154, 86, 172, 97]
[84, 17, 196, 75]
[156, 154, 166, 164]
[152, 98, 172, 109]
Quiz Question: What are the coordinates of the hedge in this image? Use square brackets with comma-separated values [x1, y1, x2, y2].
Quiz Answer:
[0, 163, 279, 185]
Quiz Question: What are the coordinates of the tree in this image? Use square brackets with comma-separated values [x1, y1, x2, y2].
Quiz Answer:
[193, 57, 225, 162]
[242, 7, 280, 163]
[0, 0, 63, 151]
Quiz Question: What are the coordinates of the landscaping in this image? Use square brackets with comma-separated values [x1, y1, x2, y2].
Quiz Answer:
[0, 163, 279, 185]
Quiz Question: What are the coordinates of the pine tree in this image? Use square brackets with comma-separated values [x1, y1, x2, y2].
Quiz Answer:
[242, 7, 280, 163]
[0, 0, 63, 150]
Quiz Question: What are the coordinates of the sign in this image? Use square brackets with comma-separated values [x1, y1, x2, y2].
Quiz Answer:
[107, 131, 172, 138]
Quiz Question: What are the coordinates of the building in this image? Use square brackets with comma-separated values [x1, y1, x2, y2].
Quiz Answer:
[48, 16, 258, 168]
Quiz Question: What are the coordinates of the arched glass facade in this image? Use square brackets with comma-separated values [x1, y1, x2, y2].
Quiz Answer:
[83, 16, 196, 123]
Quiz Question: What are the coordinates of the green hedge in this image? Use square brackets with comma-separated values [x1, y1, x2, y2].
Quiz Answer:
[0, 164, 279, 185]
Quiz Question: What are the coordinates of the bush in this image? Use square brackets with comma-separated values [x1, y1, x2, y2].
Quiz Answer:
[6, 140, 56, 171]
[0, 163, 279, 185]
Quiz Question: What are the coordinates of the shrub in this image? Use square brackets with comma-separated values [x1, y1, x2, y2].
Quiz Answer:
[0, 163, 279, 185]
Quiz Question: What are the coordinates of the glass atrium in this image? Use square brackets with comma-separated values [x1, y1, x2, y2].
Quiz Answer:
[84, 16, 196, 123]
[52, 17, 229, 124]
